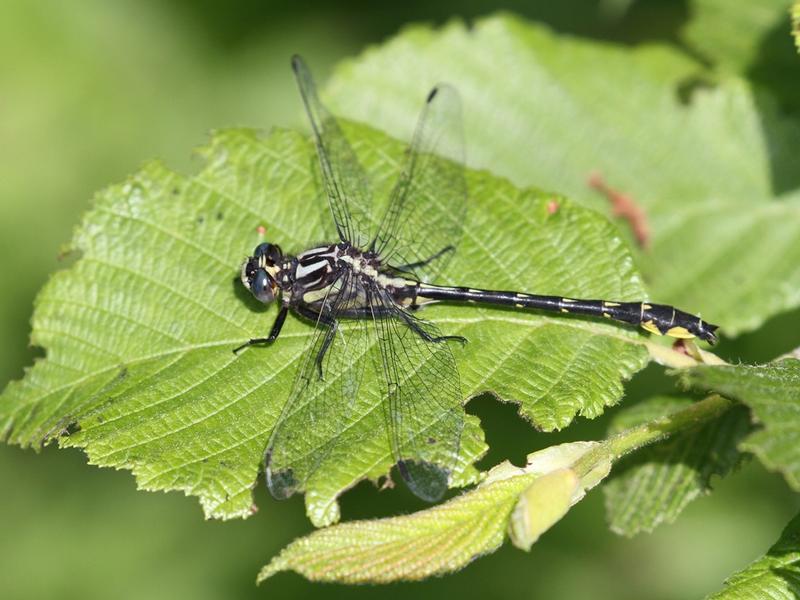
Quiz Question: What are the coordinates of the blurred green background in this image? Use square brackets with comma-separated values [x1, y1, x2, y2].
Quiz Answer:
[1, 1, 799, 598]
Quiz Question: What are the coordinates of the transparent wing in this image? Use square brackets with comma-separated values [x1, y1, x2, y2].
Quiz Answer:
[372, 84, 467, 282]
[367, 282, 464, 501]
[292, 55, 374, 248]
[264, 273, 369, 499]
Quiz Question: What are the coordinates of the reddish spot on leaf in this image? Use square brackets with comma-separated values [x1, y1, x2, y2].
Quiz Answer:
[256, 225, 266, 237]
[547, 199, 560, 214]
[588, 171, 650, 249]
[672, 339, 690, 356]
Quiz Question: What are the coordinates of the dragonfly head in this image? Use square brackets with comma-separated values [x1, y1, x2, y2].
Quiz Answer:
[241, 242, 284, 304]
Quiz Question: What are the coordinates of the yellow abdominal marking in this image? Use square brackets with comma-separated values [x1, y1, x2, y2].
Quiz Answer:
[378, 274, 414, 288]
[666, 326, 695, 339]
[561, 298, 576, 303]
[560, 308, 569, 313]
[603, 301, 620, 307]
[603, 312, 611, 318]
[640, 320, 662, 335]
[642, 304, 653, 310]
[303, 288, 331, 303]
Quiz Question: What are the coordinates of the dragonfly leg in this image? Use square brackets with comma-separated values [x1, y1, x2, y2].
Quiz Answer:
[396, 309, 467, 345]
[233, 306, 289, 353]
[294, 304, 338, 379]
[313, 321, 338, 380]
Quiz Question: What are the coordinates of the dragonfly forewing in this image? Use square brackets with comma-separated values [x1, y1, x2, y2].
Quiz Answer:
[372, 83, 467, 283]
[291, 55, 376, 249]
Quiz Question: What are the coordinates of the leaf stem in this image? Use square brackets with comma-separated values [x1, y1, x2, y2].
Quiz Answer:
[571, 394, 734, 478]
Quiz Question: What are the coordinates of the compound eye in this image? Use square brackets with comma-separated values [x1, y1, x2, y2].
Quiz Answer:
[251, 269, 275, 303]
[268, 244, 283, 263]
[253, 243, 272, 259]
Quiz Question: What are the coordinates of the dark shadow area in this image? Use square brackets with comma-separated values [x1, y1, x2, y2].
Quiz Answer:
[748, 15, 800, 119]
[606, 404, 752, 485]
[753, 87, 800, 196]
[717, 306, 800, 365]
[160, 0, 693, 53]
[338, 465, 451, 522]
[622, 361, 683, 402]
[675, 73, 717, 105]
[1, 279, 53, 386]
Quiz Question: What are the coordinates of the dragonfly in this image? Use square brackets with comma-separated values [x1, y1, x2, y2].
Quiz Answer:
[236, 55, 720, 503]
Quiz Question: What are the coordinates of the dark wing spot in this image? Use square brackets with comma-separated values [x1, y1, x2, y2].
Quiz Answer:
[397, 459, 449, 502]
[266, 466, 298, 500]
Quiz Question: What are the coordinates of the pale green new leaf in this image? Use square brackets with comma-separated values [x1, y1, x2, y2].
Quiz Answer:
[326, 15, 800, 335]
[258, 442, 611, 583]
[0, 118, 653, 524]
[708, 511, 800, 599]
[604, 396, 751, 536]
[681, 359, 800, 491]
[508, 468, 578, 551]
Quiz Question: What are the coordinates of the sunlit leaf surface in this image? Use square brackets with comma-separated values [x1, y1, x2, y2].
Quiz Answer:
[0, 121, 651, 524]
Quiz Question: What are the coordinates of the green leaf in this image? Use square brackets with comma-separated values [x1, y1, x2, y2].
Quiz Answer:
[681, 0, 797, 74]
[508, 468, 578, 551]
[680, 0, 800, 120]
[0, 117, 657, 524]
[604, 395, 751, 536]
[680, 359, 800, 491]
[708, 511, 800, 599]
[794, 1, 800, 52]
[258, 441, 611, 583]
[326, 15, 800, 335]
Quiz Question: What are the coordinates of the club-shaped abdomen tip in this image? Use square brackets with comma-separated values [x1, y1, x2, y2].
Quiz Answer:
[702, 322, 720, 345]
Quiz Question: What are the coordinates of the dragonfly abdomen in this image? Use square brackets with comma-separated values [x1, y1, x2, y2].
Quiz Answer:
[416, 284, 718, 344]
